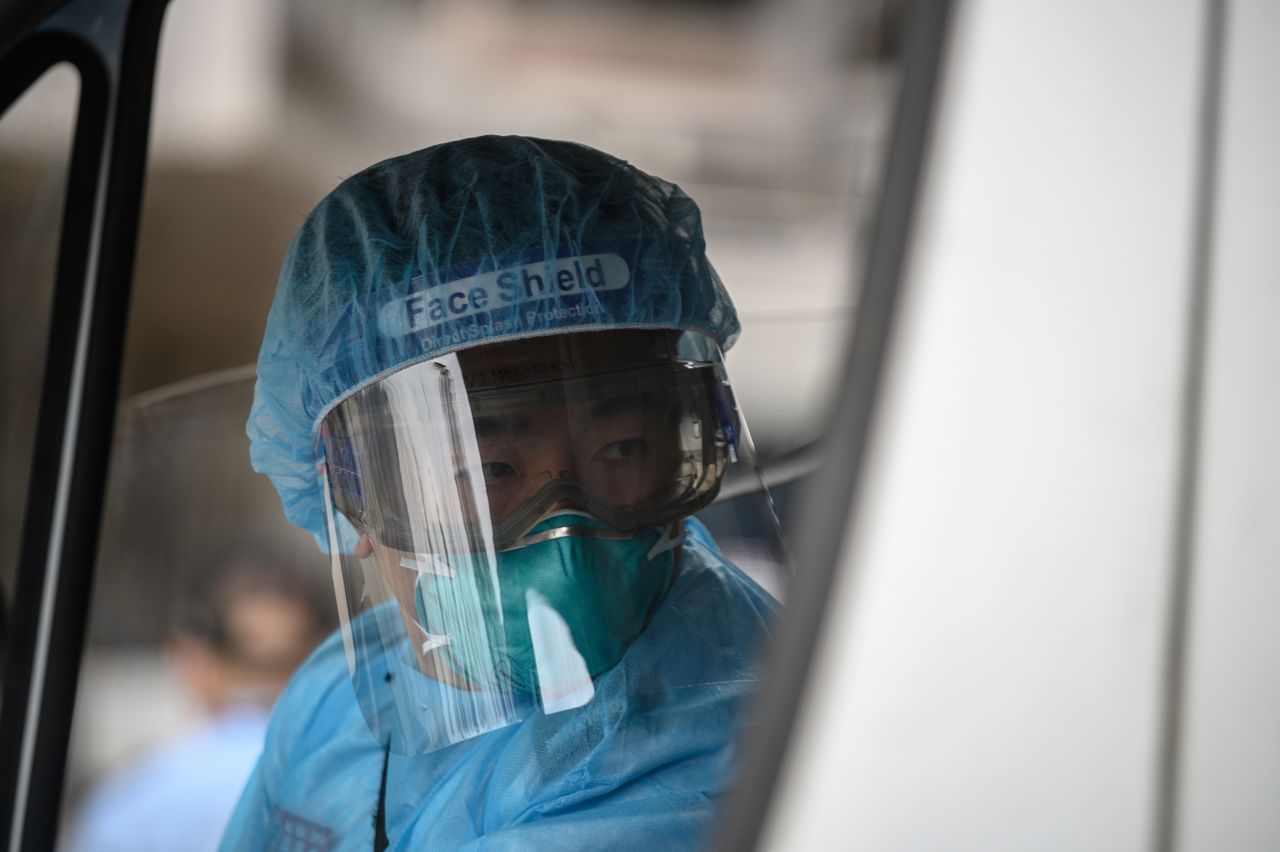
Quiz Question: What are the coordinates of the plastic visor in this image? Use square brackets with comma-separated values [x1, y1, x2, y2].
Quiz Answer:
[316, 330, 778, 755]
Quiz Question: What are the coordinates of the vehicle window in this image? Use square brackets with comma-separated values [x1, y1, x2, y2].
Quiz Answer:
[61, 369, 335, 837]
[60, 0, 894, 846]
[0, 62, 80, 661]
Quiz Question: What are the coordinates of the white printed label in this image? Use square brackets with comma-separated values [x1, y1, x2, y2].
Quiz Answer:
[377, 253, 630, 338]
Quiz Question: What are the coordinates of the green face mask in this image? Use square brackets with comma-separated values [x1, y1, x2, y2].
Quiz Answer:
[414, 514, 680, 697]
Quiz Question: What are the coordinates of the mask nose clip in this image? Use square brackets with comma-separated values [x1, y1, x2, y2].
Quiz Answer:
[500, 510, 636, 553]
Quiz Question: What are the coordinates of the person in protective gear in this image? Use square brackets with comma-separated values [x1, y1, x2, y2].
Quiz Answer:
[222, 135, 781, 850]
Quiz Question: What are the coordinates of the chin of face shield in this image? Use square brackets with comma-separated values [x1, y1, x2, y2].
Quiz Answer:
[314, 329, 745, 754]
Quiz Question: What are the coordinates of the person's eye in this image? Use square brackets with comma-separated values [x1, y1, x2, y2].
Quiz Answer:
[481, 461, 517, 482]
[598, 438, 647, 463]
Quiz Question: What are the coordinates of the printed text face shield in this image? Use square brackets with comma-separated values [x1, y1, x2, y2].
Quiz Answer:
[317, 330, 773, 755]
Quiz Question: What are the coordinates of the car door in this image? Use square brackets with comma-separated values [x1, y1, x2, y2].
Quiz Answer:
[721, 2, 1280, 850]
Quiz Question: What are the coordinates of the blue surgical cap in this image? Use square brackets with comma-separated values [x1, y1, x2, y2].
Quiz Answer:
[248, 135, 740, 548]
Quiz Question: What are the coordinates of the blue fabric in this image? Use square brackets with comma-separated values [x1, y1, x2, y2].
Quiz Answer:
[66, 707, 269, 852]
[248, 136, 740, 549]
[219, 534, 775, 851]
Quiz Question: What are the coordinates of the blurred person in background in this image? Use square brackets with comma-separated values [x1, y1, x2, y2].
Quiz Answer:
[221, 135, 782, 849]
[64, 539, 333, 852]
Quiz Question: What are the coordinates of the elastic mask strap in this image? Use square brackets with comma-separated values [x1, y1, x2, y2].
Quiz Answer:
[646, 523, 686, 560]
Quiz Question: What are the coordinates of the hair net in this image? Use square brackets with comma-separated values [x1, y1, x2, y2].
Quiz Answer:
[248, 136, 740, 548]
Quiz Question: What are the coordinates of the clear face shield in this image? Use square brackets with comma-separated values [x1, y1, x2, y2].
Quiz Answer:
[317, 329, 785, 755]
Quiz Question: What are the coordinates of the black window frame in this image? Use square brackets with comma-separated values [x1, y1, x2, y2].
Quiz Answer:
[0, 1, 171, 847]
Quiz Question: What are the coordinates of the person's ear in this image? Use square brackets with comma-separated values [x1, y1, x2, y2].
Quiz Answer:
[354, 533, 373, 558]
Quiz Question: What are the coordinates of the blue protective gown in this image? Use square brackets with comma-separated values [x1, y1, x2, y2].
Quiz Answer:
[220, 532, 776, 851]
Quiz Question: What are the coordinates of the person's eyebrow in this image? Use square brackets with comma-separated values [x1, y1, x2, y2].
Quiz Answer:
[588, 394, 648, 421]
[472, 413, 532, 437]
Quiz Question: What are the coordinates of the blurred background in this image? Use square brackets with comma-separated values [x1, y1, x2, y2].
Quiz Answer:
[0, 0, 900, 842]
